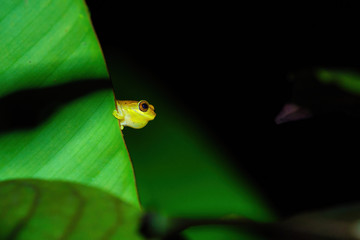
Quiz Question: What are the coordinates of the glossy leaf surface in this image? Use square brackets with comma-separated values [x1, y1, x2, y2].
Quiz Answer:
[0, 0, 106, 97]
[0, 0, 139, 208]
[0, 179, 143, 240]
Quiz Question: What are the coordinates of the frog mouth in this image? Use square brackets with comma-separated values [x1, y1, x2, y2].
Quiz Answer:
[149, 112, 156, 120]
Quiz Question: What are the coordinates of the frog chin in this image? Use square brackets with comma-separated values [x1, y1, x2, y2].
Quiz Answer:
[122, 116, 147, 129]
[147, 113, 156, 120]
[131, 122, 148, 129]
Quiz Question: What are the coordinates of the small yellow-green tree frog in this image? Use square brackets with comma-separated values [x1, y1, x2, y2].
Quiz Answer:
[112, 100, 156, 130]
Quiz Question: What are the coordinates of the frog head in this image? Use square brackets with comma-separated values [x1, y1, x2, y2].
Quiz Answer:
[116, 100, 156, 129]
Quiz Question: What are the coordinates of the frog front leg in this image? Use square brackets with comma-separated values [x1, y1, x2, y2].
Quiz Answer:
[112, 110, 125, 130]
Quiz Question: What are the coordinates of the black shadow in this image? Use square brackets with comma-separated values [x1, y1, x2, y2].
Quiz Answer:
[0, 79, 112, 133]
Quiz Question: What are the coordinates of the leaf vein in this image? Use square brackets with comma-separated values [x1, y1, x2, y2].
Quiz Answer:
[100, 197, 122, 240]
[59, 183, 86, 240]
[6, 181, 41, 240]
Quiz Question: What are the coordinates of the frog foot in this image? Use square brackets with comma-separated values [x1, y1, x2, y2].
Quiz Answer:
[112, 110, 124, 120]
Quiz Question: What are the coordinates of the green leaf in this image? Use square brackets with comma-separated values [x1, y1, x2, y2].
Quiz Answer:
[317, 69, 360, 94]
[0, 0, 139, 208]
[0, 0, 106, 97]
[107, 53, 276, 239]
[0, 179, 143, 240]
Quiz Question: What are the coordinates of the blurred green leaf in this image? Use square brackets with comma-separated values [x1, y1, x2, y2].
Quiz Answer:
[0, 179, 143, 240]
[0, 0, 139, 208]
[106, 52, 276, 239]
[317, 69, 360, 94]
[183, 225, 263, 240]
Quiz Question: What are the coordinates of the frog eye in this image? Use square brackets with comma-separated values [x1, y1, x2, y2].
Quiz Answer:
[139, 100, 149, 112]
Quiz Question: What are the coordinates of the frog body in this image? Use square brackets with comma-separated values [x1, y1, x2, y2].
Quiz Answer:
[113, 100, 156, 130]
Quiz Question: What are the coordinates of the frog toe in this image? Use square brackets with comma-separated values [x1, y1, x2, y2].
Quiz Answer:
[112, 110, 124, 120]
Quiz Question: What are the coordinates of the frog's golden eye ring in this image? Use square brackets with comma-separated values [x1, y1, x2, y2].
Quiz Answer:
[138, 100, 149, 112]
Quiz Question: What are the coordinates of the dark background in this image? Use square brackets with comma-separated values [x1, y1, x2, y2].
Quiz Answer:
[85, 3, 359, 218]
